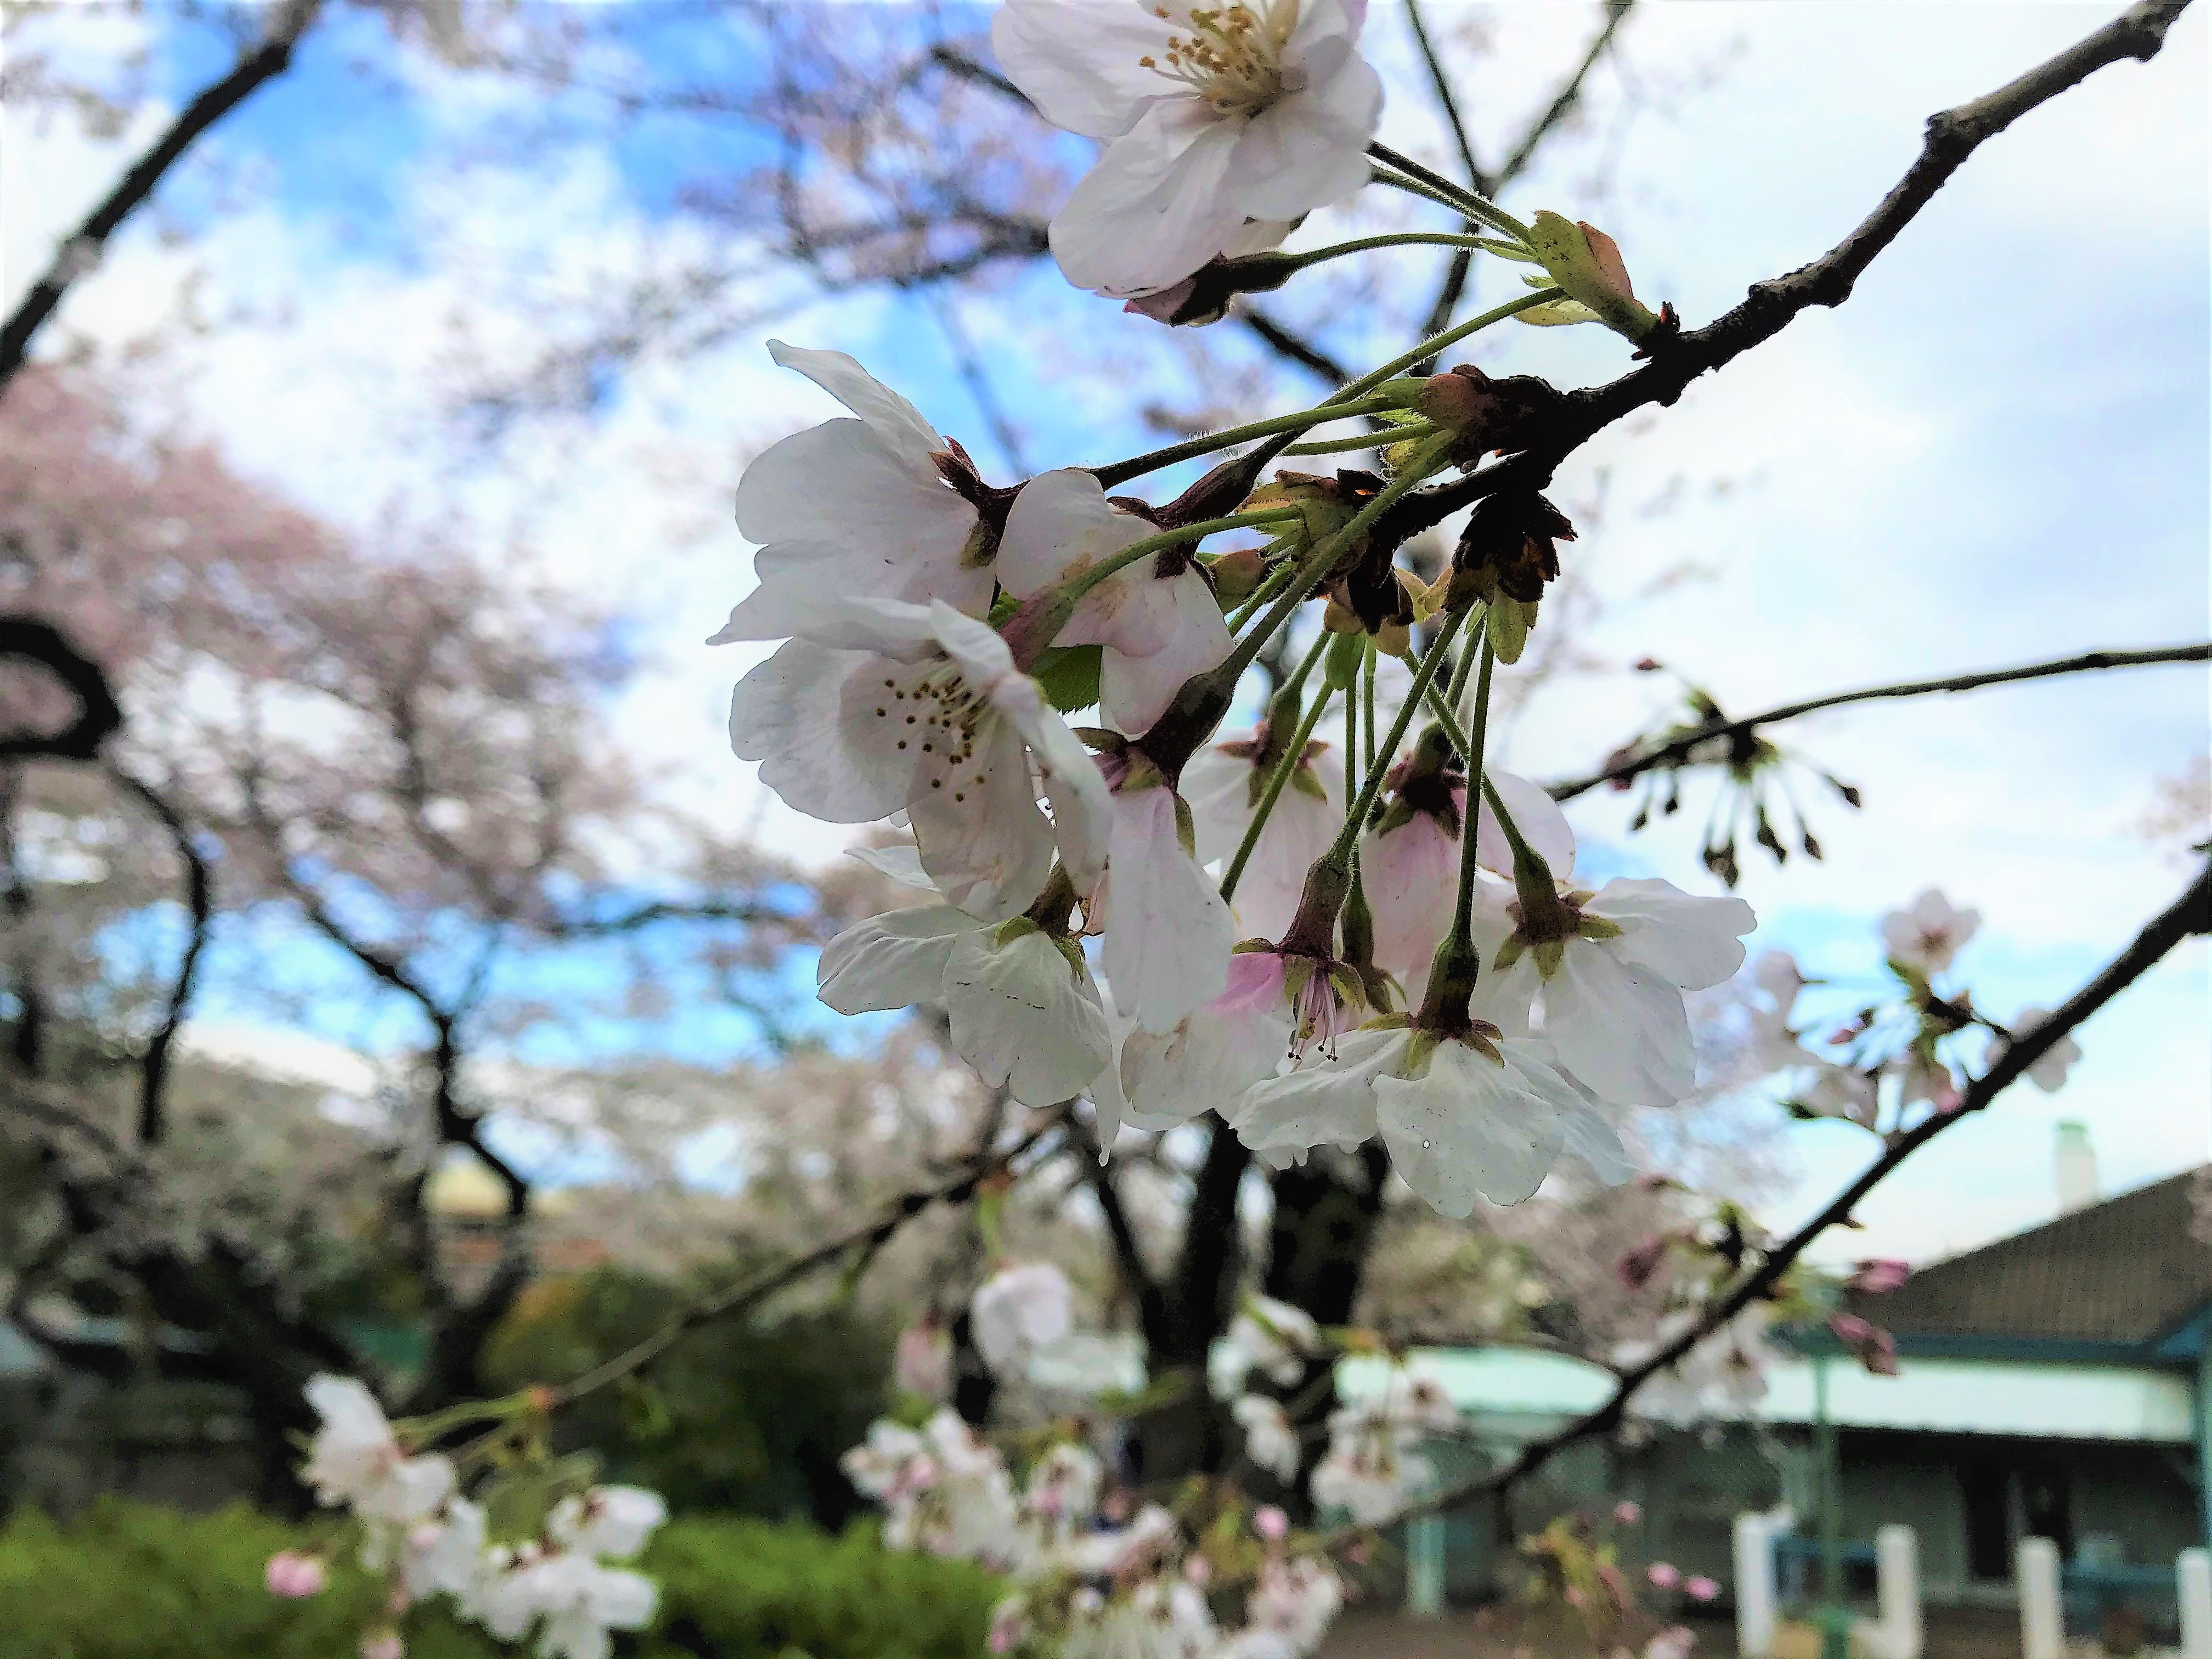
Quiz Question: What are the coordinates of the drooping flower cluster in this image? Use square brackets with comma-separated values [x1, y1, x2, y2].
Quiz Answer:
[709, 0, 1726, 1226]
[279, 1377, 664, 1659]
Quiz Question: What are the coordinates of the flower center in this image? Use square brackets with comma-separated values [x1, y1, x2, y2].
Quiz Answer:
[869, 659, 997, 805]
[1139, 2, 1299, 117]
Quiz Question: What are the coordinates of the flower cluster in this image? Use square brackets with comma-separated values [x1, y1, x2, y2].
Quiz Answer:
[274, 1376, 664, 1659]
[1750, 887, 2080, 1132]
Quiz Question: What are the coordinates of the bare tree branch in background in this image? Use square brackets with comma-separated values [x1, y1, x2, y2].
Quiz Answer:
[0, 0, 323, 396]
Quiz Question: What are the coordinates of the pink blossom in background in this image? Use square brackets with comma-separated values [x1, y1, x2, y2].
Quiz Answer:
[1684, 1576, 1720, 1602]
[1847, 1258, 1912, 1295]
[1255, 1505, 1290, 1543]
[1648, 1562, 1680, 1590]
[1614, 1500, 1642, 1525]
[264, 1550, 326, 1598]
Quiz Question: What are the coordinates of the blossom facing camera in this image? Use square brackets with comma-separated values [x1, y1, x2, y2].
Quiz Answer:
[1683, 1575, 1720, 1603]
[971, 1260, 1076, 1376]
[992, 0, 1384, 296]
[1880, 888, 1980, 975]
[1254, 1504, 1291, 1543]
[1613, 1500, 1642, 1526]
[264, 1551, 328, 1598]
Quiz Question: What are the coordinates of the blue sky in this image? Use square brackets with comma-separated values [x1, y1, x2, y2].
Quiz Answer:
[4, 2, 2205, 1262]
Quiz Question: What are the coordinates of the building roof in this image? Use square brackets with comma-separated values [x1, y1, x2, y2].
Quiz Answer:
[1849, 1166, 2212, 1352]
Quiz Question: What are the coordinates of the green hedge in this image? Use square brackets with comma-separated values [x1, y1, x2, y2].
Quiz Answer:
[0, 1500, 1001, 1659]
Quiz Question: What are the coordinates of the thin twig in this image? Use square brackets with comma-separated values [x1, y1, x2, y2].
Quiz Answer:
[548, 1110, 1071, 1406]
[1336, 857, 2211, 1538]
[1493, 1, 1634, 191]
[0, 0, 323, 394]
[1381, 0, 2194, 543]
[1548, 642, 2211, 801]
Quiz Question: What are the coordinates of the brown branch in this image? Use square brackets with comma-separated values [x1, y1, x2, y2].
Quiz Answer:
[548, 1109, 1071, 1407]
[106, 765, 213, 1146]
[0, 0, 323, 395]
[1381, 0, 2194, 543]
[1335, 856, 2212, 1538]
[1239, 306, 1354, 385]
[1550, 642, 2212, 802]
[0, 617, 122, 761]
[1404, 0, 1490, 194]
[1070, 1113, 1171, 1342]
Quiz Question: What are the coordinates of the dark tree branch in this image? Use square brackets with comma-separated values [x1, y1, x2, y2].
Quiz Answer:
[1381, 0, 2194, 544]
[0, 617, 122, 761]
[1238, 306, 1355, 385]
[1492, 0, 1634, 192]
[1404, 0, 1491, 194]
[1069, 1114, 1171, 1342]
[106, 765, 213, 1146]
[0, 0, 322, 396]
[1550, 642, 2212, 801]
[1337, 856, 2212, 1537]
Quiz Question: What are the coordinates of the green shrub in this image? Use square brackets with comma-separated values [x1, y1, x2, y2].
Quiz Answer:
[0, 1500, 1001, 1659]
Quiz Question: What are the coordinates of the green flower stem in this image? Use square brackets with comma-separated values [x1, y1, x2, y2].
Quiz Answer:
[1208, 435, 1457, 697]
[1221, 631, 1335, 904]
[1227, 554, 1301, 634]
[1282, 421, 1444, 458]
[1327, 607, 1467, 865]
[1369, 164, 1481, 217]
[1441, 605, 1487, 710]
[1361, 640, 1377, 780]
[1419, 671, 1540, 871]
[1093, 395, 1408, 485]
[1447, 639, 1497, 952]
[1288, 231, 1527, 267]
[1328, 287, 1567, 409]
[1367, 142, 1534, 243]
[1051, 508, 1304, 611]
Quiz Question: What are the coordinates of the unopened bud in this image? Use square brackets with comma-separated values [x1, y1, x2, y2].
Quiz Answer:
[1527, 211, 1663, 343]
[1209, 544, 1268, 604]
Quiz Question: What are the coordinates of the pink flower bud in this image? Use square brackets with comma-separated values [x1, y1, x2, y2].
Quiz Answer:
[1183, 1554, 1212, 1587]
[1684, 1576, 1720, 1602]
[1565, 1586, 1588, 1607]
[1847, 1258, 1912, 1296]
[264, 1551, 326, 1599]
[1254, 1505, 1290, 1543]
[359, 1632, 404, 1659]
[1647, 1562, 1680, 1590]
[1613, 1500, 1642, 1525]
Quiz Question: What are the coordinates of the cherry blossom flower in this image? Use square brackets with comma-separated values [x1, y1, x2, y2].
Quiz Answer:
[1645, 1626, 1697, 1659]
[1233, 1023, 1627, 1216]
[1310, 1404, 1433, 1525]
[1233, 1393, 1302, 1483]
[1647, 1562, 1681, 1590]
[972, 1261, 1076, 1376]
[301, 1376, 455, 1550]
[1094, 761, 1238, 1033]
[402, 1500, 486, 1602]
[817, 896, 1113, 1106]
[728, 597, 1108, 920]
[358, 1633, 403, 1659]
[1022, 1441, 1106, 1551]
[1793, 1062, 1880, 1128]
[1220, 1293, 1324, 1391]
[1613, 1500, 1642, 1525]
[1244, 1555, 1345, 1652]
[1683, 1576, 1720, 1603]
[1254, 1505, 1290, 1542]
[528, 1554, 659, 1659]
[1120, 947, 1291, 1126]
[2010, 1006, 2083, 1092]
[1362, 763, 1575, 997]
[1184, 722, 1342, 945]
[1484, 876, 1757, 1108]
[715, 343, 995, 645]
[1063, 1573, 1220, 1659]
[1880, 889, 1980, 975]
[1889, 1047, 1961, 1115]
[991, 0, 1385, 296]
[1617, 1306, 1780, 1426]
[265, 1551, 328, 1598]
[996, 470, 1234, 735]
[548, 1487, 666, 1562]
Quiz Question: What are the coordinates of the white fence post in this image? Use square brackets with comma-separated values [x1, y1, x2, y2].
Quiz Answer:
[2019, 1537, 2064, 1659]
[2179, 1547, 2212, 1659]
[1875, 1524, 1921, 1659]
[1735, 1510, 1778, 1659]
[1404, 1513, 1446, 1618]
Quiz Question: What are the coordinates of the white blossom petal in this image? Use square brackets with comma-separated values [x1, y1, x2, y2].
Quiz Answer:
[817, 905, 981, 1014]
[1375, 1037, 1572, 1216]
[1592, 877, 1756, 990]
[944, 927, 1113, 1106]
[1102, 785, 1234, 1032]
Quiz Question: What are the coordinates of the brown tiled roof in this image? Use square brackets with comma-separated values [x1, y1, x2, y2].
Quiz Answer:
[1849, 1167, 2212, 1348]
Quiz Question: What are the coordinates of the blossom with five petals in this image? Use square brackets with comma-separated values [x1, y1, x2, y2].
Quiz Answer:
[991, 0, 1384, 296]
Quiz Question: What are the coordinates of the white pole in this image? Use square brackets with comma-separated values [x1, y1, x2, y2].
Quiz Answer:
[1735, 1510, 1778, 1659]
[1404, 1513, 1446, 1618]
[1875, 1525, 1922, 1659]
[2178, 1547, 2212, 1659]
[2018, 1537, 2064, 1659]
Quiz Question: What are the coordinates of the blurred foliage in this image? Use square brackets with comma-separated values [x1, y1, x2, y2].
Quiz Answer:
[478, 1265, 893, 1527]
[0, 1499, 1002, 1659]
